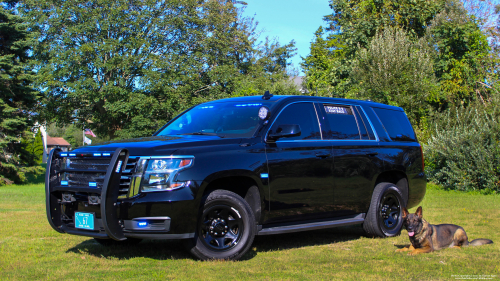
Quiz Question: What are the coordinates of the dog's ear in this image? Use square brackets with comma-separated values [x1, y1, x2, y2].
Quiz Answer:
[416, 206, 423, 218]
[402, 207, 409, 218]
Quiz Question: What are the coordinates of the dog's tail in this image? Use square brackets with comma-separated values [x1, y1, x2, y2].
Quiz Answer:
[468, 239, 493, 246]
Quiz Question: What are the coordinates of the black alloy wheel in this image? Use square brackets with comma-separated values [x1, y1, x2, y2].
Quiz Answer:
[378, 192, 401, 232]
[199, 205, 244, 251]
[187, 189, 256, 260]
[363, 182, 404, 237]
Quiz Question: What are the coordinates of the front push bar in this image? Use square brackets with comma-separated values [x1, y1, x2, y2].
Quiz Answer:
[100, 148, 129, 241]
[45, 147, 129, 241]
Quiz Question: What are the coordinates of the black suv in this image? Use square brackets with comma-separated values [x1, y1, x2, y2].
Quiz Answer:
[45, 94, 426, 260]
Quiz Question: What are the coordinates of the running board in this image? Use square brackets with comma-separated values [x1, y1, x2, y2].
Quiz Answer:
[257, 214, 365, 236]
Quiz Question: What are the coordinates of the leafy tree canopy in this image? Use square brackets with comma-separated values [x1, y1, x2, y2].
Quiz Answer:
[426, 0, 492, 105]
[303, 0, 495, 111]
[324, 0, 446, 55]
[352, 27, 439, 125]
[302, 0, 446, 99]
[21, 0, 298, 139]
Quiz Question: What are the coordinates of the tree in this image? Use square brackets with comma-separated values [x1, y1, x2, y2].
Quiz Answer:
[303, 0, 446, 97]
[482, 4, 500, 96]
[493, 4, 500, 53]
[462, 0, 499, 30]
[352, 27, 439, 125]
[303, 0, 495, 109]
[301, 26, 352, 97]
[426, 0, 492, 106]
[21, 0, 298, 140]
[0, 2, 39, 185]
[19, 129, 43, 165]
[324, 0, 446, 55]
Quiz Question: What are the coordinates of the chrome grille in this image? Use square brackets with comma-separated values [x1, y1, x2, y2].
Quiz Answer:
[119, 157, 139, 198]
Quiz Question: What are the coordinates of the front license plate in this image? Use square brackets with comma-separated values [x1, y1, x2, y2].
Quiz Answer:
[75, 212, 95, 230]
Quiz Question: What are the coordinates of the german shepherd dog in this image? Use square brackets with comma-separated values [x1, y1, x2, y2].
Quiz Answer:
[396, 206, 493, 255]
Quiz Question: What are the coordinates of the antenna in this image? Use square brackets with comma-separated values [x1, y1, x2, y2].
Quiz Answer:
[262, 91, 273, 100]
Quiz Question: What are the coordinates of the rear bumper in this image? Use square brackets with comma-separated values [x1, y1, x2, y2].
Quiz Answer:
[45, 148, 197, 240]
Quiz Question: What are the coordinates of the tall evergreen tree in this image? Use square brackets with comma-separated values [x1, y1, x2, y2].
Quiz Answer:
[0, 2, 39, 185]
[300, 26, 351, 97]
[19, 129, 43, 165]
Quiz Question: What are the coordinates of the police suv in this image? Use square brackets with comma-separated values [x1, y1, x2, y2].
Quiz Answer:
[45, 93, 426, 260]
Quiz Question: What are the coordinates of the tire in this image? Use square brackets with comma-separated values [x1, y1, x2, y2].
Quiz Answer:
[94, 237, 142, 246]
[187, 190, 256, 261]
[363, 182, 404, 238]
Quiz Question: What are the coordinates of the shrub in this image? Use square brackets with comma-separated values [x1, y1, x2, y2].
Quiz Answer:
[424, 102, 500, 193]
[352, 26, 439, 126]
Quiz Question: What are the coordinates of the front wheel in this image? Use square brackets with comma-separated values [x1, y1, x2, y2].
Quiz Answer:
[363, 182, 404, 238]
[187, 190, 256, 260]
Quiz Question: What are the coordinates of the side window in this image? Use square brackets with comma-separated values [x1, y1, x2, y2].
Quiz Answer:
[322, 105, 361, 140]
[354, 107, 375, 140]
[270, 103, 321, 140]
[372, 107, 417, 141]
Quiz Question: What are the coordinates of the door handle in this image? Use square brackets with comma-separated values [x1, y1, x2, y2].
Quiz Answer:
[315, 153, 331, 159]
[366, 152, 379, 157]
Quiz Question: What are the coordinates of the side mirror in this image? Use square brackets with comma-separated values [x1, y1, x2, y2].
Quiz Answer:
[268, 124, 301, 141]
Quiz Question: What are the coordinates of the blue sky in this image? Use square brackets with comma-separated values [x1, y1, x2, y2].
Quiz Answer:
[241, 0, 332, 75]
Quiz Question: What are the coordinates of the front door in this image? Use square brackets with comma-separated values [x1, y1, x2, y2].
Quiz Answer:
[265, 102, 334, 224]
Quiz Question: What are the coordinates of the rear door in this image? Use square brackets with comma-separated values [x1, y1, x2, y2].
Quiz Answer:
[320, 104, 383, 217]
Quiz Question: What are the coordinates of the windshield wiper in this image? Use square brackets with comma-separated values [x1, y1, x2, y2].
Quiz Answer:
[180, 132, 225, 138]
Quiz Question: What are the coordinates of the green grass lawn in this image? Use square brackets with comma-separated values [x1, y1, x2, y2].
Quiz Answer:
[1, 183, 499, 280]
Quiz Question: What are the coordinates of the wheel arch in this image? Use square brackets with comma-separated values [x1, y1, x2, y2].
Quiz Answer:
[374, 171, 409, 206]
[200, 171, 264, 224]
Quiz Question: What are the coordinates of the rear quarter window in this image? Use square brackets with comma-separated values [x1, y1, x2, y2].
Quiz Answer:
[372, 107, 417, 142]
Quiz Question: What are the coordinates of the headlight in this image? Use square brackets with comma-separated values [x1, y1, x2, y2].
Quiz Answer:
[138, 157, 194, 192]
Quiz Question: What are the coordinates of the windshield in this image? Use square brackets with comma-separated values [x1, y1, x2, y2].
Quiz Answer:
[156, 102, 272, 138]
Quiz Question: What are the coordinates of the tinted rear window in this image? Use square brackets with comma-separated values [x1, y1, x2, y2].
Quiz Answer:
[372, 107, 416, 142]
[322, 105, 361, 140]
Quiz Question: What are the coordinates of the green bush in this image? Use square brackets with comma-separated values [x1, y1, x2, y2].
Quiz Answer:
[424, 103, 500, 193]
[351, 26, 439, 126]
[0, 163, 45, 186]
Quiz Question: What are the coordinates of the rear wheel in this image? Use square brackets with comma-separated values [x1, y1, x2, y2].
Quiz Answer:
[187, 190, 256, 260]
[363, 182, 404, 238]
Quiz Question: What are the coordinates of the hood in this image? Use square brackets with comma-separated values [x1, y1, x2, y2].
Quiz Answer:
[72, 135, 242, 156]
